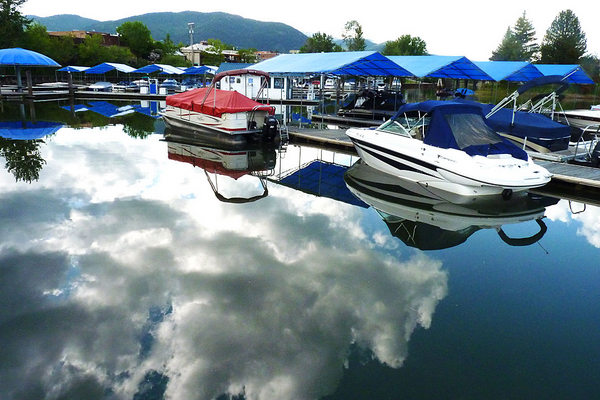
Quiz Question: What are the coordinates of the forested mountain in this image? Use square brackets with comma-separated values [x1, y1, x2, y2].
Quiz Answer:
[29, 11, 308, 52]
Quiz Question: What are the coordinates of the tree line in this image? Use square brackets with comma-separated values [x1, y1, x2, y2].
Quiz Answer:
[0, 0, 258, 68]
[1, 1, 597, 81]
[298, 10, 597, 82]
[488, 10, 597, 80]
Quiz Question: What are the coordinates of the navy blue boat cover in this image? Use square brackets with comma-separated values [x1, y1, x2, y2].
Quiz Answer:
[394, 101, 528, 160]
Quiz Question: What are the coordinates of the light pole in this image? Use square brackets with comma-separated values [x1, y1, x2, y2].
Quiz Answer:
[188, 22, 195, 66]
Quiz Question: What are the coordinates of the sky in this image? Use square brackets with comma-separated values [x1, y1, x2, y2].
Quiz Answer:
[21, 0, 600, 61]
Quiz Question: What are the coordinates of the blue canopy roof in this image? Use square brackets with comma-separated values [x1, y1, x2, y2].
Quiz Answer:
[216, 62, 253, 74]
[57, 65, 89, 72]
[0, 121, 64, 140]
[0, 47, 60, 67]
[85, 62, 136, 74]
[132, 64, 184, 75]
[249, 51, 412, 77]
[183, 66, 210, 75]
[534, 64, 594, 84]
[388, 56, 493, 80]
[473, 61, 543, 82]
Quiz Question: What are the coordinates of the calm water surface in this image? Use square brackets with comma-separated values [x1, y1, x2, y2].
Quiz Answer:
[1, 101, 599, 399]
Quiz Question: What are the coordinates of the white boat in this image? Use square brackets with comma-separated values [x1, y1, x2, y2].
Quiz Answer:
[559, 107, 600, 130]
[345, 100, 552, 199]
[88, 81, 113, 92]
[160, 69, 280, 143]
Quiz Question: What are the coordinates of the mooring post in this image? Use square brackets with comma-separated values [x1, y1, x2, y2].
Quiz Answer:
[68, 72, 74, 96]
[26, 70, 33, 97]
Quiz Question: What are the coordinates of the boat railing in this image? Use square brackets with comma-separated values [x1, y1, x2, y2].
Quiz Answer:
[571, 123, 600, 157]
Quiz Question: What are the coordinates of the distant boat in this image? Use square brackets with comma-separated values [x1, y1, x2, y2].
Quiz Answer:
[337, 88, 404, 121]
[160, 69, 281, 143]
[345, 100, 551, 199]
[88, 81, 113, 92]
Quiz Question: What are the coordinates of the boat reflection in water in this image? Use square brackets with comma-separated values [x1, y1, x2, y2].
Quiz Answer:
[344, 160, 559, 250]
[165, 127, 278, 203]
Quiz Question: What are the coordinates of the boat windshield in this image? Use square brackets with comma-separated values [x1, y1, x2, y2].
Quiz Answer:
[380, 112, 430, 139]
[445, 113, 502, 149]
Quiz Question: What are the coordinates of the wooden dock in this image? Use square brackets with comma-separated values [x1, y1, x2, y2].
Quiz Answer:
[312, 114, 382, 127]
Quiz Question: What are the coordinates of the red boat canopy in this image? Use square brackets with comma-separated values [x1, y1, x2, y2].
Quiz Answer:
[166, 88, 275, 118]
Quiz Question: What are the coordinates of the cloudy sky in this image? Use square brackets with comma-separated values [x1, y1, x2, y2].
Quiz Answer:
[21, 0, 600, 60]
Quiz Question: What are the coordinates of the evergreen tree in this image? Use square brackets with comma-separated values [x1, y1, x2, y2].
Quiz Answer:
[0, 0, 31, 48]
[383, 35, 428, 56]
[513, 11, 539, 61]
[490, 27, 522, 61]
[300, 32, 343, 53]
[540, 9, 587, 64]
[342, 20, 366, 51]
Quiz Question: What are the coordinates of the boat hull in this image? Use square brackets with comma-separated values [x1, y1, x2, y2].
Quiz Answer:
[160, 107, 277, 144]
[346, 128, 551, 197]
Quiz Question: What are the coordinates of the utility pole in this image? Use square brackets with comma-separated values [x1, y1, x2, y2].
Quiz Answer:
[188, 22, 195, 66]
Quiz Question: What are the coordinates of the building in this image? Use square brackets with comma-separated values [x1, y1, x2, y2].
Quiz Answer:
[48, 30, 120, 46]
[180, 41, 242, 66]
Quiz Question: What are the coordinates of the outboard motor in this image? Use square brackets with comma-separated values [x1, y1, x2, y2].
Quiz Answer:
[262, 115, 279, 141]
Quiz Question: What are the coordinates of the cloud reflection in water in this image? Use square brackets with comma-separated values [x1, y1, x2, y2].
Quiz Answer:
[0, 128, 448, 399]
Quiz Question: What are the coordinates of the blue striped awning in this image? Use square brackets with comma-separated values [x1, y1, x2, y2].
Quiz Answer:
[388, 55, 493, 80]
[473, 61, 543, 82]
[57, 65, 89, 73]
[534, 64, 595, 84]
[249, 51, 412, 77]
[132, 64, 184, 75]
[85, 62, 136, 74]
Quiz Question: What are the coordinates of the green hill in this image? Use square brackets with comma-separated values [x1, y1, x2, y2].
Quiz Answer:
[30, 11, 308, 52]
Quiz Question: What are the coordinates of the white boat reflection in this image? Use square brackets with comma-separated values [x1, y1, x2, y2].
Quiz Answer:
[165, 128, 278, 203]
[344, 160, 559, 250]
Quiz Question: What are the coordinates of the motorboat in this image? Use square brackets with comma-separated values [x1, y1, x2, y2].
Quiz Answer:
[556, 105, 600, 130]
[164, 128, 277, 203]
[88, 81, 113, 92]
[461, 76, 574, 153]
[344, 160, 558, 250]
[338, 88, 404, 121]
[160, 69, 280, 143]
[345, 100, 552, 199]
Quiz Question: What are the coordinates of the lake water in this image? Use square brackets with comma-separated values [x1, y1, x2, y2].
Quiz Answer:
[1, 101, 599, 400]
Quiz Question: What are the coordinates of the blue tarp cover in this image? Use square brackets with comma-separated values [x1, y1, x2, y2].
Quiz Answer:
[0, 48, 60, 67]
[0, 121, 64, 140]
[85, 62, 136, 74]
[535, 64, 594, 84]
[249, 51, 412, 77]
[460, 100, 571, 152]
[473, 61, 543, 82]
[279, 161, 368, 207]
[388, 56, 493, 80]
[394, 101, 528, 160]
